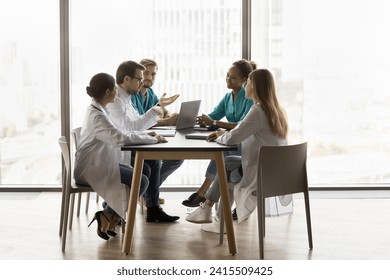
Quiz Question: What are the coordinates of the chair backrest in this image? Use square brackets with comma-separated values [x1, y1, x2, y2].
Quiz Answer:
[258, 142, 308, 198]
[71, 127, 82, 150]
[58, 136, 71, 176]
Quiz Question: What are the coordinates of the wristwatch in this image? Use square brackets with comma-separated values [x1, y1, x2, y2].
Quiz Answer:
[213, 120, 217, 126]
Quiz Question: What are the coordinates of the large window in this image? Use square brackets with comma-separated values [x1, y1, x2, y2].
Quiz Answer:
[252, 0, 390, 186]
[1, 0, 390, 188]
[0, 0, 60, 186]
[70, 0, 242, 185]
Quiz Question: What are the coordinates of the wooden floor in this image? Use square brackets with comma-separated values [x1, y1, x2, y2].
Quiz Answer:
[1, 191, 390, 260]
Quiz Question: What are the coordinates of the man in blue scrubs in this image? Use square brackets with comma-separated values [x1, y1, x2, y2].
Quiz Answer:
[131, 58, 184, 202]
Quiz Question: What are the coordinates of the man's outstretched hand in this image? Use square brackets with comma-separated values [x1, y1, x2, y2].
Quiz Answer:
[158, 93, 180, 107]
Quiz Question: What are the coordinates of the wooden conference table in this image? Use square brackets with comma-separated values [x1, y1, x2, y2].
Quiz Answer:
[121, 128, 238, 255]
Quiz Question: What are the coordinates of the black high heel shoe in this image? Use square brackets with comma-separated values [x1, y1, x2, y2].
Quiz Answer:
[107, 214, 122, 237]
[107, 229, 117, 237]
[107, 220, 118, 237]
[88, 211, 110, 240]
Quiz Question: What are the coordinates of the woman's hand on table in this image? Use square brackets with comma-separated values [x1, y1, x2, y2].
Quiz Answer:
[197, 114, 213, 126]
[154, 135, 167, 143]
[206, 131, 224, 142]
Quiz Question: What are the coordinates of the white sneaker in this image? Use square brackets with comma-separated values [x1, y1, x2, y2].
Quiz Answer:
[201, 216, 226, 234]
[185, 203, 212, 223]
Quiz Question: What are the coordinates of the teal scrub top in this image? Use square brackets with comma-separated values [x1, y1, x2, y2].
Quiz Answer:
[131, 88, 159, 115]
[208, 87, 253, 122]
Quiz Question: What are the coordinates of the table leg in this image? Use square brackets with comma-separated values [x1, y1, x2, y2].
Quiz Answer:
[122, 152, 144, 254]
[215, 152, 238, 255]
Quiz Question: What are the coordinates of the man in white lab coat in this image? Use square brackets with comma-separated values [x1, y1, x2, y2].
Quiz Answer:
[107, 60, 179, 222]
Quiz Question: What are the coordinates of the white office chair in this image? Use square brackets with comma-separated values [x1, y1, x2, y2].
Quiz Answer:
[58, 136, 94, 251]
[70, 127, 99, 223]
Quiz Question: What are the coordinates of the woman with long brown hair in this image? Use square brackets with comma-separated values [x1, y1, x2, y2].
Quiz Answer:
[186, 69, 293, 232]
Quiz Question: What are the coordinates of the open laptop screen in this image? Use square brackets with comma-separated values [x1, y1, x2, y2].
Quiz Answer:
[151, 99, 201, 131]
[175, 100, 201, 130]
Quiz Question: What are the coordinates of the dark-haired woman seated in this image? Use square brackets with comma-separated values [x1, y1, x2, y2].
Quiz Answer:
[74, 73, 179, 241]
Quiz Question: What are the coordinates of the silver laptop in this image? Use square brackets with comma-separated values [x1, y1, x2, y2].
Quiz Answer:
[152, 100, 201, 131]
[176, 100, 201, 130]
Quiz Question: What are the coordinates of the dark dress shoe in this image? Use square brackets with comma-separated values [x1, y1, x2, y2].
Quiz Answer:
[231, 208, 248, 221]
[232, 208, 238, 220]
[182, 192, 206, 207]
[146, 206, 180, 222]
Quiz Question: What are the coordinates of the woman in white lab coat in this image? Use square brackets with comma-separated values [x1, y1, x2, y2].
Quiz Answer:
[186, 69, 293, 233]
[74, 73, 171, 241]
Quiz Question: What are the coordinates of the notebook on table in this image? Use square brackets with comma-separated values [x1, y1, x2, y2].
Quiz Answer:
[193, 124, 218, 131]
[154, 130, 177, 137]
[185, 132, 211, 140]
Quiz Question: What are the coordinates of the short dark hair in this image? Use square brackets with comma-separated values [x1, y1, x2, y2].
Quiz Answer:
[116, 60, 146, 84]
[86, 73, 115, 100]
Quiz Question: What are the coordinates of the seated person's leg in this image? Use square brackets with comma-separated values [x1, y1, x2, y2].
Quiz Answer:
[131, 156, 151, 178]
[143, 160, 180, 223]
[181, 160, 215, 207]
[185, 177, 220, 224]
[95, 164, 150, 240]
[158, 159, 184, 204]
[185, 156, 242, 225]
[204, 151, 241, 188]
[159, 160, 184, 185]
[131, 155, 158, 204]
[143, 160, 161, 207]
[119, 163, 149, 197]
[224, 155, 242, 183]
[183, 151, 241, 207]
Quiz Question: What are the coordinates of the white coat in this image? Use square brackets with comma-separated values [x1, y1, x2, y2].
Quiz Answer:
[74, 99, 157, 217]
[107, 87, 159, 132]
[106, 86, 160, 164]
[217, 104, 293, 222]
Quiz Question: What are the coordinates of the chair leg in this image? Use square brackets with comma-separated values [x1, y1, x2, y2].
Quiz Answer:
[76, 193, 82, 217]
[59, 168, 66, 237]
[62, 181, 72, 252]
[69, 193, 76, 230]
[258, 197, 265, 259]
[262, 207, 266, 237]
[85, 192, 90, 214]
[140, 196, 145, 215]
[304, 192, 313, 249]
[62, 200, 69, 251]
[121, 218, 126, 234]
[219, 206, 224, 245]
[59, 195, 65, 237]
